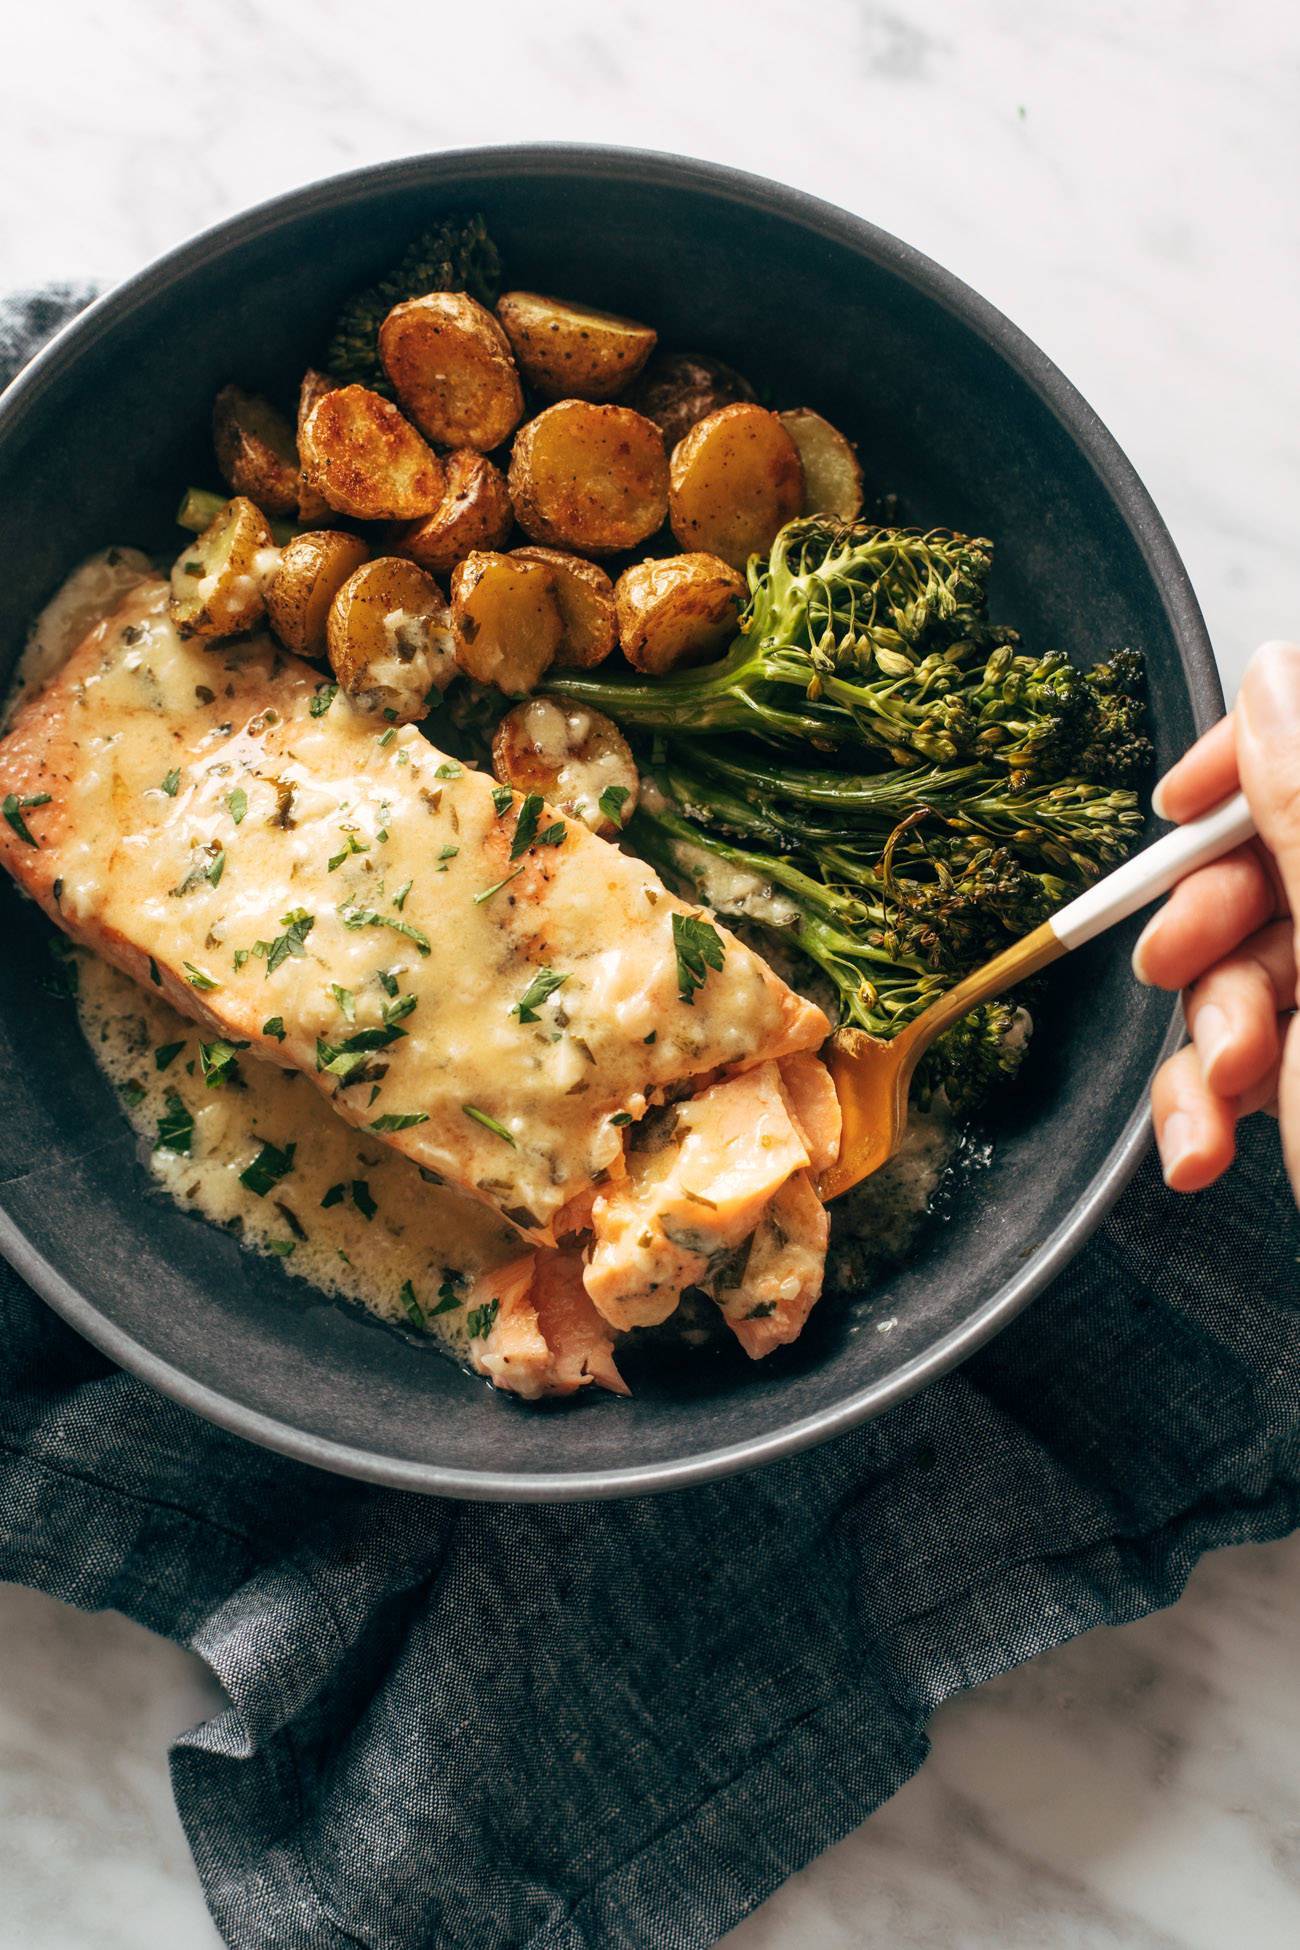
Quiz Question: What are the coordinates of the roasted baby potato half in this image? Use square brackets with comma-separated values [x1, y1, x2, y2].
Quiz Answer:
[169, 496, 275, 640]
[300, 384, 445, 522]
[266, 530, 370, 660]
[509, 402, 668, 555]
[511, 547, 616, 669]
[627, 351, 756, 450]
[614, 552, 746, 675]
[379, 293, 524, 453]
[212, 386, 301, 518]
[326, 557, 455, 722]
[778, 408, 863, 520]
[396, 451, 514, 576]
[296, 368, 338, 522]
[496, 291, 656, 401]
[492, 699, 638, 836]
[450, 552, 564, 695]
[668, 403, 804, 570]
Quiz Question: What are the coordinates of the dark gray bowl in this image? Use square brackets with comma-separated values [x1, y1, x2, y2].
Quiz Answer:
[0, 146, 1219, 1499]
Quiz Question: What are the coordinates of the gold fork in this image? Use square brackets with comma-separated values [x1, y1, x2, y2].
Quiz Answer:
[818, 788, 1256, 1202]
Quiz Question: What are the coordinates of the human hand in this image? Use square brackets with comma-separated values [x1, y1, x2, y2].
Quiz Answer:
[1134, 639, 1300, 1201]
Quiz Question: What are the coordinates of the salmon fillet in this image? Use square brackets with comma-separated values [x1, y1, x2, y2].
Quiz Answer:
[0, 580, 829, 1245]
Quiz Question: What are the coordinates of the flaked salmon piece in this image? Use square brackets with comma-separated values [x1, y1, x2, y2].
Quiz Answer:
[715, 1170, 829, 1359]
[776, 1051, 842, 1176]
[0, 579, 829, 1245]
[468, 1251, 626, 1399]
[583, 1061, 810, 1330]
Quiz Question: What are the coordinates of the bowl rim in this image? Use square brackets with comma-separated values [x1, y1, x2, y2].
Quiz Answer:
[0, 142, 1221, 1501]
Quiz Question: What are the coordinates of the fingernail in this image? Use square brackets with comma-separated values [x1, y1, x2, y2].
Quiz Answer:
[1131, 915, 1160, 984]
[1159, 1110, 1198, 1188]
[1191, 1001, 1232, 1083]
[1240, 641, 1300, 738]
[1151, 775, 1171, 820]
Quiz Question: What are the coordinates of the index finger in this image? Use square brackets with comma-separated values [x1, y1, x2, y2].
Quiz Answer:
[1153, 713, 1239, 823]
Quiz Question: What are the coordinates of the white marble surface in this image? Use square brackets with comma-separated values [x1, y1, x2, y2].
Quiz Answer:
[1, 0, 1298, 1945]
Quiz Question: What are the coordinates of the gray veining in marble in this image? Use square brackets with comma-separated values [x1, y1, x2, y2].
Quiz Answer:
[1, 0, 1298, 1945]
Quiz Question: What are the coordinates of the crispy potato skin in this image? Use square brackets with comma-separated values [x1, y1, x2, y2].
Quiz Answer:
[300, 384, 445, 522]
[212, 387, 301, 518]
[668, 403, 804, 570]
[496, 291, 656, 401]
[778, 408, 864, 520]
[627, 352, 756, 449]
[491, 699, 638, 836]
[296, 368, 338, 522]
[510, 546, 616, 668]
[265, 529, 370, 660]
[169, 496, 274, 639]
[326, 556, 453, 722]
[449, 552, 564, 695]
[509, 401, 668, 555]
[379, 292, 524, 452]
[395, 450, 514, 576]
[614, 552, 746, 675]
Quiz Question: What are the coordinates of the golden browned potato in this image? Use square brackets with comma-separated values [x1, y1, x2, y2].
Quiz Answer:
[379, 292, 523, 452]
[496, 291, 656, 401]
[778, 408, 863, 520]
[627, 352, 755, 449]
[169, 496, 275, 639]
[212, 386, 301, 518]
[492, 699, 638, 835]
[449, 553, 564, 695]
[326, 557, 456, 722]
[614, 552, 746, 675]
[668, 404, 804, 570]
[509, 402, 668, 555]
[395, 450, 514, 575]
[296, 368, 337, 521]
[510, 546, 616, 668]
[265, 529, 370, 660]
[300, 384, 444, 522]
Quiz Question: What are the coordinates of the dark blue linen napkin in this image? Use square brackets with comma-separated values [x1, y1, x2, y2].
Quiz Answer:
[1, 289, 1297, 1950]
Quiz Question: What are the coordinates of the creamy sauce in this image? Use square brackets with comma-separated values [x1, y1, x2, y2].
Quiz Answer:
[517, 698, 635, 830]
[670, 837, 800, 929]
[74, 952, 517, 1353]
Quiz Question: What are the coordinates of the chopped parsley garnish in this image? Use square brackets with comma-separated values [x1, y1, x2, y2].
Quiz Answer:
[199, 1038, 247, 1088]
[2, 793, 50, 847]
[377, 968, 399, 997]
[172, 845, 225, 896]
[320, 1182, 346, 1209]
[744, 1301, 778, 1319]
[610, 1111, 633, 1127]
[339, 903, 430, 955]
[462, 1104, 515, 1146]
[118, 1079, 146, 1109]
[466, 1298, 500, 1340]
[399, 1280, 424, 1327]
[330, 983, 356, 1022]
[327, 833, 368, 872]
[160, 769, 181, 798]
[391, 879, 412, 912]
[433, 761, 462, 779]
[509, 793, 544, 859]
[273, 1201, 307, 1241]
[182, 961, 220, 992]
[239, 1139, 296, 1197]
[149, 958, 162, 987]
[154, 1041, 185, 1072]
[536, 821, 567, 847]
[262, 1015, 286, 1042]
[316, 1018, 408, 1081]
[491, 784, 513, 815]
[266, 1239, 296, 1258]
[227, 787, 247, 824]
[671, 912, 726, 1005]
[430, 1277, 463, 1316]
[351, 1179, 378, 1221]
[377, 727, 396, 748]
[154, 1092, 194, 1156]
[256, 908, 315, 975]
[436, 845, 459, 871]
[383, 991, 417, 1026]
[473, 867, 523, 905]
[369, 1111, 428, 1132]
[233, 949, 250, 971]
[513, 967, 568, 1024]
[310, 682, 338, 718]
[599, 784, 631, 824]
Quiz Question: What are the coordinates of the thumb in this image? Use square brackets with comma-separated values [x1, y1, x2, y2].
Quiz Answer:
[1236, 640, 1300, 963]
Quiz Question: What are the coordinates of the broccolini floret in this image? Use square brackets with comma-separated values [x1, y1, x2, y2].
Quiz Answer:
[324, 215, 502, 393]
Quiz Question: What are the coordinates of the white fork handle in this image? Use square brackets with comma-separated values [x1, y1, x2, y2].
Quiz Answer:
[1050, 790, 1257, 952]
